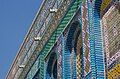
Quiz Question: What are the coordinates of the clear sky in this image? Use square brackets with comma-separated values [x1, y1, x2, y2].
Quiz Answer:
[0, 0, 43, 79]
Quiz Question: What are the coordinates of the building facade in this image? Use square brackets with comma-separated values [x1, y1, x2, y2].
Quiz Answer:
[6, 0, 120, 79]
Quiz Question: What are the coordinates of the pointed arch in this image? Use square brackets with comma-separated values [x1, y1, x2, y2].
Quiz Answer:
[66, 21, 81, 53]
[46, 52, 57, 79]
[64, 20, 83, 79]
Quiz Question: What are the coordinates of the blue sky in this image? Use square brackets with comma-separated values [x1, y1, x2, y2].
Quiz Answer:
[0, 0, 43, 79]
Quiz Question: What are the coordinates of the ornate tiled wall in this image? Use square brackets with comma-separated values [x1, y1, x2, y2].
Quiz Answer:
[101, 5, 120, 79]
[7, 0, 120, 79]
[82, 0, 91, 78]
[57, 35, 63, 79]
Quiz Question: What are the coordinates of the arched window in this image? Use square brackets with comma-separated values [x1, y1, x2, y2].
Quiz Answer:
[46, 52, 57, 79]
[64, 21, 83, 79]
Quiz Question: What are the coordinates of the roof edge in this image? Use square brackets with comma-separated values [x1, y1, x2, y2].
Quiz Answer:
[6, 0, 46, 78]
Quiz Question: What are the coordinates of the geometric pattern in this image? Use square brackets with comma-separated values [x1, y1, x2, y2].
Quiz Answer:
[75, 24, 82, 79]
[108, 63, 120, 79]
[82, 0, 91, 78]
[57, 36, 62, 79]
[101, 3, 120, 79]
[76, 53, 81, 79]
